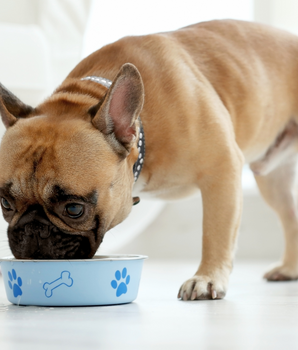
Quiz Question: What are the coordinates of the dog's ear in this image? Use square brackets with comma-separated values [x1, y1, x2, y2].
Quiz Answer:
[0, 83, 34, 128]
[90, 63, 144, 155]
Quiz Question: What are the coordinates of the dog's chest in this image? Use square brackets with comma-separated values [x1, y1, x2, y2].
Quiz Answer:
[132, 175, 200, 201]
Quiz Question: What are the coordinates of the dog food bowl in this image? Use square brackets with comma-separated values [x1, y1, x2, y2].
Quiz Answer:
[0, 255, 147, 306]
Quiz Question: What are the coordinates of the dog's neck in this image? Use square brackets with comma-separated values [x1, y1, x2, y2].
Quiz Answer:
[81, 75, 145, 183]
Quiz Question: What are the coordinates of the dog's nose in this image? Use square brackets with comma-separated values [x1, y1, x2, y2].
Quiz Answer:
[17, 204, 53, 239]
[17, 205, 51, 226]
[24, 221, 51, 239]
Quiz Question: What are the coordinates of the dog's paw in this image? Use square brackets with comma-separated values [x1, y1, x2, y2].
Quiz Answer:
[177, 274, 227, 301]
[264, 263, 298, 281]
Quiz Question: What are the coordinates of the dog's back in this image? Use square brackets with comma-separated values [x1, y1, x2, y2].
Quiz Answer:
[66, 20, 298, 164]
[171, 20, 298, 157]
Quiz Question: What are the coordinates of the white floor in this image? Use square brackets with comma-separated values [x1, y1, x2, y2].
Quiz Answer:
[0, 260, 298, 350]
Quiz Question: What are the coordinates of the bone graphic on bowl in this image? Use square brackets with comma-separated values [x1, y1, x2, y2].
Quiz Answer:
[43, 271, 73, 298]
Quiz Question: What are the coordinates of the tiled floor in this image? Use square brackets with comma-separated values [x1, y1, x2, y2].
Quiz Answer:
[0, 260, 298, 350]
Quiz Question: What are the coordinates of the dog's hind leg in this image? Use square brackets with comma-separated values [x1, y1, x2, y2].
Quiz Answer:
[250, 121, 298, 176]
[254, 156, 298, 280]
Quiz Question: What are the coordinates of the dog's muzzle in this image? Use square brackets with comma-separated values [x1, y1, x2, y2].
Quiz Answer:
[8, 205, 91, 259]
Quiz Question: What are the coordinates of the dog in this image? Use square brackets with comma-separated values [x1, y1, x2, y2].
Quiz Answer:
[0, 19, 298, 301]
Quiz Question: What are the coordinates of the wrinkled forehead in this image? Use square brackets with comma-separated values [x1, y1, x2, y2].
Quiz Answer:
[0, 116, 118, 201]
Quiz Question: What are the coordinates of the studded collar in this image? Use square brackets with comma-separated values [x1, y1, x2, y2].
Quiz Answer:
[81, 75, 145, 183]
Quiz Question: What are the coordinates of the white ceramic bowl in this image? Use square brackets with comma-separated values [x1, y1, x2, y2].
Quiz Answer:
[0, 255, 147, 306]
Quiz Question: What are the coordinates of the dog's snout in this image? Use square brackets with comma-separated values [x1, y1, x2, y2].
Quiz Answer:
[9, 204, 92, 260]
[24, 221, 51, 239]
[17, 204, 53, 240]
[17, 205, 51, 227]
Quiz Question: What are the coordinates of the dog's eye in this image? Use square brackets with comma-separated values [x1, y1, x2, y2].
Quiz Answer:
[1, 197, 11, 210]
[64, 203, 84, 218]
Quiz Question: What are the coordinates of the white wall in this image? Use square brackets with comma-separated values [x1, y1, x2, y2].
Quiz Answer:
[82, 0, 253, 58]
[255, 0, 298, 35]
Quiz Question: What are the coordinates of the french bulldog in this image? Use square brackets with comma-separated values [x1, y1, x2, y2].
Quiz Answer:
[0, 20, 298, 301]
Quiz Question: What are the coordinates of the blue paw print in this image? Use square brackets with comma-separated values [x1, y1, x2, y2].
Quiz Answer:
[8, 269, 23, 298]
[111, 268, 130, 297]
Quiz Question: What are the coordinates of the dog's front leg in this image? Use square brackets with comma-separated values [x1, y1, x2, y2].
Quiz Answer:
[178, 146, 243, 300]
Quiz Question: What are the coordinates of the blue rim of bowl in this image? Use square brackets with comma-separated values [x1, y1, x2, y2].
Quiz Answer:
[0, 254, 148, 262]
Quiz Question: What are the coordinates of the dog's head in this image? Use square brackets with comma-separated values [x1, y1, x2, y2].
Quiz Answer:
[0, 63, 144, 259]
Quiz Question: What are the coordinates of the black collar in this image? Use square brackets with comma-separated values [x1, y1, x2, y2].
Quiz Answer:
[81, 75, 145, 182]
